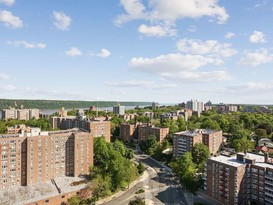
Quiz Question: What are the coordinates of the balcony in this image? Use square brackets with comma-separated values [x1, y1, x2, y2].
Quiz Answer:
[265, 180, 273, 186]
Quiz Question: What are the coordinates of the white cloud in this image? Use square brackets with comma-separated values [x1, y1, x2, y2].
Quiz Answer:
[160, 70, 232, 82]
[225, 32, 235, 39]
[7, 41, 46, 49]
[90, 48, 111, 58]
[115, 0, 148, 25]
[0, 0, 15, 6]
[227, 82, 273, 92]
[115, 0, 229, 25]
[138, 24, 176, 37]
[97, 49, 111, 58]
[0, 85, 17, 92]
[107, 80, 177, 89]
[254, 1, 267, 8]
[249, 31, 266, 43]
[188, 25, 196, 33]
[65, 47, 82, 57]
[53, 11, 71, 30]
[0, 73, 10, 80]
[0, 10, 23, 28]
[177, 38, 237, 58]
[110, 89, 127, 95]
[129, 53, 232, 82]
[239, 48, 273, 67]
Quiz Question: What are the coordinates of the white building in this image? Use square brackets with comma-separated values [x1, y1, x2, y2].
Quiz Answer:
[113, 105, 125, 116]
[186, 100, 204, 114]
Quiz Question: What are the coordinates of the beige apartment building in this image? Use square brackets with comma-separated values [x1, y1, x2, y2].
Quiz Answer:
[2, 108, 40, 121]
[0, 128, 93, 191]
[173, 129, 223, 158]
[205, 152, 273, 205]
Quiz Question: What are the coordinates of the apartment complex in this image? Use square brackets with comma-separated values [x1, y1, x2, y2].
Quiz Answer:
[0, 128, 93, 191]
[160, 109, 193, 122]
[50, 116, 111, 142]
[2, 107, 39, 120]
[120, 123, 169, 142]
[205, 152, 273, 205]
[173, 129, 223, 157]
[138, 124, 169, 142]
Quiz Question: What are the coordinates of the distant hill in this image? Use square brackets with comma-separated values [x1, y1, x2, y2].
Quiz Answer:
[0, 99, 152, 110]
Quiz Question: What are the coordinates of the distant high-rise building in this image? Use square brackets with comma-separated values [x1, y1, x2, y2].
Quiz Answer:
[186, 100, 204, 114]
[58, 107, 67, 117]
[152, 102, 157, 110]
[113, 104, 125, 116]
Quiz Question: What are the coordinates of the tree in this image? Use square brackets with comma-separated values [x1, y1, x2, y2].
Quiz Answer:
[67, 195, 82, 205]
[137, 162, 145, 174]
[254, 128, 267, 142]
[256, 123, 272, 135]
[192, 143, 210, 171]
[200, 118, 220, 130]
[126, 149, 134, 159]
[174, 152, 199, 193]
[129, 197, 145, 205]
[232, 136, 254, 152]
[113, 140, 126, 156]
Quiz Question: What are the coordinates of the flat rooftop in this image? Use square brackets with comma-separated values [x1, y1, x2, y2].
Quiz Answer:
[210, 152, 273, 168]
[0, 176, 87, 205]
[175, 129, 220, 137]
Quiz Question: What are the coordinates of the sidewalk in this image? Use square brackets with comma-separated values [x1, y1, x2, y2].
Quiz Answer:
[96, 171, 149, 205]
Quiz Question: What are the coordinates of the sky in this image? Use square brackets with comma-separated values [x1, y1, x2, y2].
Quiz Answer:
[0, 0, 273, 104]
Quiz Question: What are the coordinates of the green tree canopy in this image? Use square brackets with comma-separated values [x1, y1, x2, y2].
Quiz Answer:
[192, 143, 210, 171]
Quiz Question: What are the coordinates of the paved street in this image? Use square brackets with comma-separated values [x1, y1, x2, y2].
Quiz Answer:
[101, 153, 187, 205]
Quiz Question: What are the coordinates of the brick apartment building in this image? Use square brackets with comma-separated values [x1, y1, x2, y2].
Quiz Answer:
[0, 128, 93, 191]
[173, 129, 223, 158]
[120, 123, 139, 142]
[2, 108, 40, 120]
[50, 116, 111, 142]
[120, 123, 169, 143]
[205, 152, 273, 205]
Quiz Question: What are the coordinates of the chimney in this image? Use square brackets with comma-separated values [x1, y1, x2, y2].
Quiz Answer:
[244, 150, 247, 155]
[265, 152, 269, 163]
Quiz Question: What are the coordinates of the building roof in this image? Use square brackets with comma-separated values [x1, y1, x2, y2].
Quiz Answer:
[175, 129, 220, 137]
[210, 152, 273, 168]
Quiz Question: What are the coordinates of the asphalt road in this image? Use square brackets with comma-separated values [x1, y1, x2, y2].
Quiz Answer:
[101, 153, 187, 205]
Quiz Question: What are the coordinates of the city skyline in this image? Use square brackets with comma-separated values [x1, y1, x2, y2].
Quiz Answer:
[1, 0, 273, 104]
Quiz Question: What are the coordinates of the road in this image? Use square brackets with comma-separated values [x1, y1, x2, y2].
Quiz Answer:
[101, 152, 187, 205]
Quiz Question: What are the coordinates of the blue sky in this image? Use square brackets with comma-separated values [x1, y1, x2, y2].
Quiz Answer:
[1, 0, 273, 104]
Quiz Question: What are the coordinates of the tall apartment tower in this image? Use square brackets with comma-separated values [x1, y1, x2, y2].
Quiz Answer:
[113, 104, 125, 116]
[186, 100, 204, 114]
[205, 152, 273, 205]
[0, 128, 93, 191]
